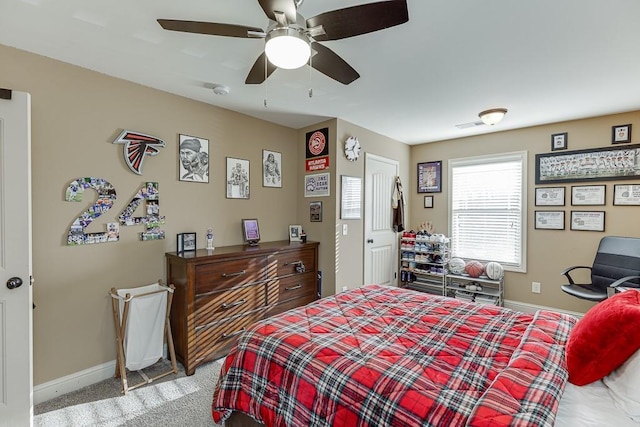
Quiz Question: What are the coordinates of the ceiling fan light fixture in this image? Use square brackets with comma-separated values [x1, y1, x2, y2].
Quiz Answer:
[479, 108, 508, 126]
[264, 28, 310, 69]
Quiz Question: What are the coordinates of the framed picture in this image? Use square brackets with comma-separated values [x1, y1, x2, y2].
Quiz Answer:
[424, 195, 433, 208]
[176, 233, 184, 253]
[535, 187, 565, 206]
[417, 161, 442, 193]
[241, 218, 260, 245]
[262, 149, 282, 188]
[612, 124, 632, 144]
[304, 172, 330, 197]
[613, 184, 640, 205]
[570, 211, 605, 232]
[571, 185, 606, 206]
[179, 232, 196, 251]
[179, 134, 209, 183]
[534, 211, 565, 230]
[341, 175, 361, 219]
[310, 201, 323, 222]
[535, 144, 640, 184]
[551, 132, 568, 151]
[226, 157, 250, 199]
[289, 225, 303, 242]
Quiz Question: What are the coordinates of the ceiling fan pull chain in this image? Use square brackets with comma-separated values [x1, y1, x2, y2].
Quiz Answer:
[264, 55, 268, 108]
[308, 48, 313, 98]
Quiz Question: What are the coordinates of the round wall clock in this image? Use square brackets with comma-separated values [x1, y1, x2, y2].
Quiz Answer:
[344, 136, 361, 161]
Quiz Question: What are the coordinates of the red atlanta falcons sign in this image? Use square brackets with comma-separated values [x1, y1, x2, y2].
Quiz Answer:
[113, 130, 165, 175]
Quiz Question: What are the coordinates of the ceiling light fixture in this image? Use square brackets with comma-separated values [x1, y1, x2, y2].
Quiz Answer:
[479, 108, 508, 126]
[264, 28, 311, 70]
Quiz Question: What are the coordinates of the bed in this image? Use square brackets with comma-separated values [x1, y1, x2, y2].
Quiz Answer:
[212, 284, 640, 426]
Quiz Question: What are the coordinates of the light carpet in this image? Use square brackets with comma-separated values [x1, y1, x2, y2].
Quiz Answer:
[34, 359, 224, 427]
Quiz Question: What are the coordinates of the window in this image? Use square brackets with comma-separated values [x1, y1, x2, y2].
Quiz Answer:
[448, 151, 527, 272]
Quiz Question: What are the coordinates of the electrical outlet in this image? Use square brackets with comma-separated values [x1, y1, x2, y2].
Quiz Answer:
[532, 282, 541, 294]
[342, 286, 348, 292]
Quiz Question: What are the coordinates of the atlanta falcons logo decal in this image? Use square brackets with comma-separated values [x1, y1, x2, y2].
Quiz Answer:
[113, 130, 166, 175]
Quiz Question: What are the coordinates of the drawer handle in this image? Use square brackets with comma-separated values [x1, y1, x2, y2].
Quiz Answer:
[284, 261, 306, 273]
[221, 298, 246, 309]
[285, 284, 302, 291]
[221, 328, 246, 340]
[221, 270, 246, 278]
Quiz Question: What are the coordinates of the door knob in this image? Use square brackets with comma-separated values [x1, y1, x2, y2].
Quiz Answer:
[367, 239, 374, 244]
[7, 277, 23, 289]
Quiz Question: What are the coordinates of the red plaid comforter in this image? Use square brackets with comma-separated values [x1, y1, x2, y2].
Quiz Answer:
[212, 284, 576, 426]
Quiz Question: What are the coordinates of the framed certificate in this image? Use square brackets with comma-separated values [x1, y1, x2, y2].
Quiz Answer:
[613, 184, 640, 206]
[570, 211, 605, 232]
[571, 185, 606, 206]
[535, 187, 565, 206]
[534, 211, 565, 230]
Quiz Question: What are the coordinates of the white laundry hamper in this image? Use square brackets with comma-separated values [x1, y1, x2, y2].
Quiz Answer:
[110, 280, 178, 394]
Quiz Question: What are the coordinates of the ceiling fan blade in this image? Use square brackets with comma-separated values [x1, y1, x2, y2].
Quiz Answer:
[307, 0, 408, 41]
[245, 52, 278, 84]
[310, 42, 359, 85]
[157, 19, 265, 38]
[257, 0, 297, 24]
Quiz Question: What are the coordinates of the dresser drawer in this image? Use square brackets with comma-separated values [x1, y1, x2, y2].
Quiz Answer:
[266, 293, 318, 318]
[271, 272, 316, 304]
[195, 257, 267, 293]
[195, 284, 266, 326]
[195, 310, 263, 363]
[269, 247, 316, 278]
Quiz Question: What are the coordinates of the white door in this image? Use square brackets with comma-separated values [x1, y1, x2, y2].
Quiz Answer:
[364, 154, 399, 286]
[0, 90, 33, 426]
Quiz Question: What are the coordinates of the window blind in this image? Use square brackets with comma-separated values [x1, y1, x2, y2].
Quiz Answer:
[449, 152, 526, 270]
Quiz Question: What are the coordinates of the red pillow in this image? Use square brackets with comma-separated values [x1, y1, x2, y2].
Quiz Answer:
[566, 290, 640, 386]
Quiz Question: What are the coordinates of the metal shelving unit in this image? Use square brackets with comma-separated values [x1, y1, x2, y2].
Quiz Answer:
[399, 232, 504, 306]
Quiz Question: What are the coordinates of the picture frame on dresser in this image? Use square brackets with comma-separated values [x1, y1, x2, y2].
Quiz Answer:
[242, 218, 260, 246]
[182, 233, 196, 251]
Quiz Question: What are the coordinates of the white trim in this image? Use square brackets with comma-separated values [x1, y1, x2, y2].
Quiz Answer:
[33, 360, 116, 405]
[504, 299, 584, 319]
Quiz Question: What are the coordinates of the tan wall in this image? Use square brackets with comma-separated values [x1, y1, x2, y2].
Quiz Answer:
[1, 44, 306, 385]
[410, 111, 640, 314]
[295, 119, 411, 296]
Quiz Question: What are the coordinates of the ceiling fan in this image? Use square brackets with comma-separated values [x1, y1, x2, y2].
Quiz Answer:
[157, 0, 409, 85]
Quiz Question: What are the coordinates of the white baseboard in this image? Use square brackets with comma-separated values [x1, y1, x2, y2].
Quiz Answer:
[34, 359, 116, 405]
[504, 299, 584, 319]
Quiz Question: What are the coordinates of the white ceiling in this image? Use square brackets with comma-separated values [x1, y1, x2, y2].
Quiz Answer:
[3, 0, 640, 145]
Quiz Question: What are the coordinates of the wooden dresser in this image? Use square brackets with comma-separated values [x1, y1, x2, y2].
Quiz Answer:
[166, 240, 319, 375]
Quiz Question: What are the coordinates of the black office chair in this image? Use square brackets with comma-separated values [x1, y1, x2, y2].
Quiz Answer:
[561, 236, 640, 301]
